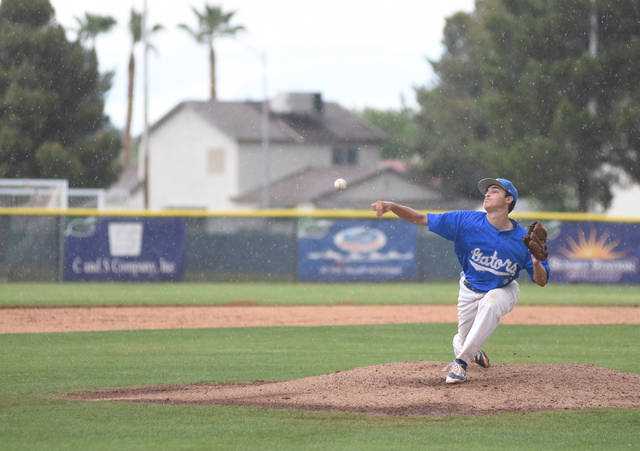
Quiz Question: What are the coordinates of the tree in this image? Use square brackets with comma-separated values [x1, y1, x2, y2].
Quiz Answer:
[73, 12, 117, 48]
[413, 8, 493, 198]
[474, 0, 640, 211]
[0, 0, 122, 188]
[123, 9, 163, 167]
[178, 4, 245, 100]
[359, 103, 420, 161]
[416, 0, 640, 212]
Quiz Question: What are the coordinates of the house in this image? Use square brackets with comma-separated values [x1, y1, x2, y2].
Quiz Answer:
[144, 92, 388, 210]
[129, 91, 482, 212]
[105, 165, 143, 210]
[596, 168, 640, 217]
[232, 162, 480, 211]
[607, 184, 640, 217]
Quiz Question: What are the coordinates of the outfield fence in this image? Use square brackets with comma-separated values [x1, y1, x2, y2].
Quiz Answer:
[0, 209, 639, 284]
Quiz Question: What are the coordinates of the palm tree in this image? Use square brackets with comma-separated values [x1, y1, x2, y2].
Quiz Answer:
[178, 4, 245, 100]
[74, 12, 117, 48]
[122, 9, 163, 167]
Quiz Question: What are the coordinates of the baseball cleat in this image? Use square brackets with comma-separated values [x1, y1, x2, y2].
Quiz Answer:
[444, 360, 467, 384]
[473, 349, 490, 368]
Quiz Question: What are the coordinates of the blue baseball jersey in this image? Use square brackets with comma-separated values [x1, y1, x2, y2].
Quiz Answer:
[427, 210, 550, 291]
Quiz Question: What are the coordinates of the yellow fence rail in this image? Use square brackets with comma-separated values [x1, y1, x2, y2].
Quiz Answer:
[1, 207, 639, 223]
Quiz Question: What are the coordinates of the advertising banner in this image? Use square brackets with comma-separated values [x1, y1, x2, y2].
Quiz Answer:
[64, 217, 185, 281]
[543, 220, 640, 284]
[297, 219, 417, 282]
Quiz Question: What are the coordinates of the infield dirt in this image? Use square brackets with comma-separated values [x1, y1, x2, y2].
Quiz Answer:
[6, 304, 639, 417]
[67, 361, 640, 417]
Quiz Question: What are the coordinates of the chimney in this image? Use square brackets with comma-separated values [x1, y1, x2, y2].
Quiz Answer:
[270, 92, 323, 116]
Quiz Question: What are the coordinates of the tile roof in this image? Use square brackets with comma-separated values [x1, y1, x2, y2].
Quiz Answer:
[233, 164, 480, 211]
[233, 165, 383, 208]
[151, 99, 388, 144]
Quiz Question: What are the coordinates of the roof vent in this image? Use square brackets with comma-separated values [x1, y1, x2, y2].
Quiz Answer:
[270, 92, 323, 116]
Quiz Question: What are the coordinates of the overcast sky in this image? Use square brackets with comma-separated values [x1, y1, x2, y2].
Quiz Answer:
[50, 0, 475, 136]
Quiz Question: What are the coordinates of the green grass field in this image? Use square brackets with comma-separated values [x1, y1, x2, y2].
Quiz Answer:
[1, 281, 639, 307]
[1, 282, 639, 450]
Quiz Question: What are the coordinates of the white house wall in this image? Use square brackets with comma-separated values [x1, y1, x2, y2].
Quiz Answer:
[238, 143, 329, 193]
[149, 107, 239, 210]
[364, 172, 440, 203]
[357, 144, 381, 166]
[607, 183, 640, 217]
[238, 143, 381, 194]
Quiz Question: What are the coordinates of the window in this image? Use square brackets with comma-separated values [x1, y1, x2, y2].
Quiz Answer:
[332, 148, 358, 166]
[208, 148, 225, 174]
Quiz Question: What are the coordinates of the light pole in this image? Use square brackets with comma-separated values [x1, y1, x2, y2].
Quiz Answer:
[233, 39, 270, 209]
[259, 51, 270, 210]
[139, 0, 150, 208]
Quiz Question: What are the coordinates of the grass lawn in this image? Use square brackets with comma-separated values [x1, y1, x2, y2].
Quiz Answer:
[1, 282, 638, 449]
[1, 322, 639, 450]
[0, 281, 638, 307]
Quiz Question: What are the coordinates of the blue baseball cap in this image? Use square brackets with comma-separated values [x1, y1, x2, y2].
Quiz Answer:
[478, 178, 518, 208]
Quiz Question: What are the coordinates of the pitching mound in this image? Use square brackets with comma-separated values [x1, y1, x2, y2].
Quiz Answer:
[66, 361, 640, 417]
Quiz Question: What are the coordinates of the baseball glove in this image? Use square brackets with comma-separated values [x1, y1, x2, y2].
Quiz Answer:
[523, 221, 548, 261]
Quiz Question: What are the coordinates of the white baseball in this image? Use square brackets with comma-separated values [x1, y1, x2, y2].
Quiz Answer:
[334, 178, 347, 191]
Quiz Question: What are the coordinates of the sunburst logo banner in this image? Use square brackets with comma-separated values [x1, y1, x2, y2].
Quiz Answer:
[544, 222, 640, 283]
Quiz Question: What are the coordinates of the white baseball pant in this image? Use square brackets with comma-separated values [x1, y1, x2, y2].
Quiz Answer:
[453, 272, 520, 365]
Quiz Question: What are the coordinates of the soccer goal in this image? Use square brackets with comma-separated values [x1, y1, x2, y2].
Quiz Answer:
[0, 180, 112, 210]
[0, 179, 69, 209]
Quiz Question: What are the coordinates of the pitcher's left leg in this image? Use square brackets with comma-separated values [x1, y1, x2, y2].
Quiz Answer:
[455, 282, 520, 365]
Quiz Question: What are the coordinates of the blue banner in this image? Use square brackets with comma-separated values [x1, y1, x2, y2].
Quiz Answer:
[64, 217, 185, 281]
[297, 219, 417, 282]
[541, 220, 640, 284]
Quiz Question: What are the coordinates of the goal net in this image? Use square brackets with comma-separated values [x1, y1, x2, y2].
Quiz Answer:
[0, 180, 130, 211]
[0, 179, 69, 209]
[68, 188, 106, 209]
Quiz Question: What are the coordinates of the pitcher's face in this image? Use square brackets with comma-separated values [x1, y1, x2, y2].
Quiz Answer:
[483, 185, 512, 212]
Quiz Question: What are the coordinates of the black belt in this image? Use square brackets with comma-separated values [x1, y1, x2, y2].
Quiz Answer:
[463, 279, 487, 293]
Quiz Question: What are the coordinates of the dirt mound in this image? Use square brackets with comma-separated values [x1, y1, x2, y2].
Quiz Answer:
[66, 361, 640, 417]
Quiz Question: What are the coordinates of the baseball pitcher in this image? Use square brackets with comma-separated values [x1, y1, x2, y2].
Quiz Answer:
[372, 178, 550, 384]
